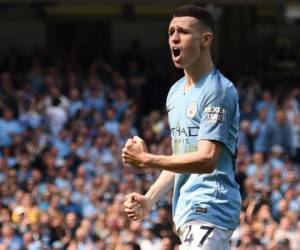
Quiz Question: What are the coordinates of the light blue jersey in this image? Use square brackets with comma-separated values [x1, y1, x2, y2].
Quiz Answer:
[166, 68, 241, 231]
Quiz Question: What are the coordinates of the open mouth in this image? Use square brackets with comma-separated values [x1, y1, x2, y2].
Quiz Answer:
[172, 47, 181, 58]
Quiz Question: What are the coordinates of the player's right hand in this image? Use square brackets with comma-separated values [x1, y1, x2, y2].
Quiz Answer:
[123, 192, 150, 220]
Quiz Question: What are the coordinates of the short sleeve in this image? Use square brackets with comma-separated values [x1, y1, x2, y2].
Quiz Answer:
[197, 91, 232, 145]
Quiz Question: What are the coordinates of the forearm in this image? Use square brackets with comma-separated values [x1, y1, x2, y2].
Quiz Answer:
[123, 138, 221, 174]
[144, 151, 215, 173]
[145, 170, 175, 207]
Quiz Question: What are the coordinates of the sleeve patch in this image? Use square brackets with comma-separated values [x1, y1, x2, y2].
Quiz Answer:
[203, 106, 227, 122]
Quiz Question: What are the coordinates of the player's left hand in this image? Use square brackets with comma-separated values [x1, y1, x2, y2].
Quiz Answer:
[122, 136, 148, 168]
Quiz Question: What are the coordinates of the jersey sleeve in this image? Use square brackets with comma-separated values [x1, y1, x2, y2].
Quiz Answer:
[197, 89, 233, 145]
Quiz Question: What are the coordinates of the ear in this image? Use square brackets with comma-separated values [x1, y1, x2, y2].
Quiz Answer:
[201, 32, 213, 48]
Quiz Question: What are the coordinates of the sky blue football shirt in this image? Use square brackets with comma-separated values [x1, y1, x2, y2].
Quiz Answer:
[166, 68, 241, 231]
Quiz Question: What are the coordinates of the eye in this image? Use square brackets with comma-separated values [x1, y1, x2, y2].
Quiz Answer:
[179, 28, 189, 34]
[168, 29, 174, 36]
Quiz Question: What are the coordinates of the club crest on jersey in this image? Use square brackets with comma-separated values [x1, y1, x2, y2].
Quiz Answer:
[186, 102, 197, 118]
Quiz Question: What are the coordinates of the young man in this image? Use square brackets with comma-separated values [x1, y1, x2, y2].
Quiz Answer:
[122, 4, 241, 250]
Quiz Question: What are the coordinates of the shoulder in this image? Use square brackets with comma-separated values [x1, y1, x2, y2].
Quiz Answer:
[209, 69, 238, 100]
[199, 69, 238, 108]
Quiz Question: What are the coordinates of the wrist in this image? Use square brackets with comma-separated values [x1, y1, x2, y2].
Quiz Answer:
[145, 192, 155, 208]
[141, 152, 151, 167]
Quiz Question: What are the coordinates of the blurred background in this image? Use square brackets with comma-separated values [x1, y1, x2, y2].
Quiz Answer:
[0, 0, 299, 250]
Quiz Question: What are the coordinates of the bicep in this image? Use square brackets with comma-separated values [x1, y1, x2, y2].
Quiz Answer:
[197, 139, 223, 168]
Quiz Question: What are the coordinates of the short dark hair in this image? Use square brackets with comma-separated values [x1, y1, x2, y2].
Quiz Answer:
[173, 4, 214, 33]
[52, 97, 61, 106]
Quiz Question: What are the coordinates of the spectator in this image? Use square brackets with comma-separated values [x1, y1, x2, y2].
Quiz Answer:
[0, 223, 23, 250]
[67, 227, 95, 250]
[290, 115, 300, 162]
[238, 119, 253, 153]
[43, 85, 69, 110]
[234, 224, 262, 249]
[270, 110, 293, 156]
[256, 89, 276, 123]
[104, 107, 119, 136]
[246, 152, 270, 190]
[68, 87, 84, 118]
[0, 107, 24, 147]
[250, 107, 272, 153]
[139, 226, 161, 250]
[46, 97, 68, 136]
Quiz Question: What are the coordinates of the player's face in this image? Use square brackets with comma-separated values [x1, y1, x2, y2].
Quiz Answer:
[168, 16, 205, 68]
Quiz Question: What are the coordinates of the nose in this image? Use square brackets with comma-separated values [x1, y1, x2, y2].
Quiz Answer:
[171, 31, 180, 44]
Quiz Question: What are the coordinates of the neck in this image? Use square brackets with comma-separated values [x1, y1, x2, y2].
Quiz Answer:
[184, 53, 214, 86]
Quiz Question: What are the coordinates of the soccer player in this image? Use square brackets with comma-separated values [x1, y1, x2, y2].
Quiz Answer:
[122, 4, 241, 250]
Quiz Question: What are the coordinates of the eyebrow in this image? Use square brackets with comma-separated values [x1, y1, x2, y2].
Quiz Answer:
[168, 25, 190, 34]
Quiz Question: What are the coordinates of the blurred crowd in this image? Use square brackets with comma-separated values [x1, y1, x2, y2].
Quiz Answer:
[0, 47, 299, 250]
[233, 79, 300, 250]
